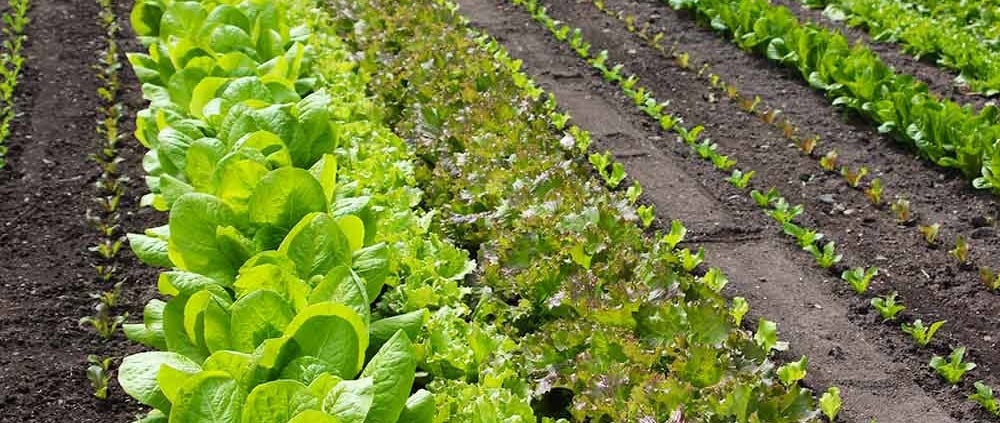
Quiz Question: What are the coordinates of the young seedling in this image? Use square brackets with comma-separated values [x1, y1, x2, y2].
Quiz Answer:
[662, 219, 687, 249]
[871, 291, 905, 321]
[606, 162, 626, 188]
[840, 166, 868, 188]
[979, 267, 1000, 291]
[781, 120, 796, 139]
[950, 235, 970, 265]
[674, 51, 690, 69]
[804, 241, 841, 268]
[819, 150, 838, 171]
[675, 125, 703, 144]
[739, 95, 761, 113]
[917, 223, 940, 245]
[777, 356, 808, 386]
[679, 246, 705, 272]
[767, 198, 804, 225]
[711, 153, 737, 171]
[86, 355, 113, 400]
[762, 108, 781, 124]
[841, 266, 877, 294]
[89, 281, 123, 308]
[901, 319, 945, 347]
[637, 205, 654, 228]
[819, 386, 841, 423]
[891, 198, 911, 224]
[694, 138, 717, 159]
[750, 187, 779, 208]
[865, 178, 883, 206]
[79, 303, 126, 339]
[726, 169, 754, 189]
[929, 346, 976, 385]
[625, 181, 643, 204]
[731, 297, 749, 326]
[589, 151, 611, 178]
[700, 267, 728, 293]
[783, 222, 824, 248]
[969, 381, 1000, 417]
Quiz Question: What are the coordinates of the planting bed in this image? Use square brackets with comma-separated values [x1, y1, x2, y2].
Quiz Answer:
[0, 0, 998, 421]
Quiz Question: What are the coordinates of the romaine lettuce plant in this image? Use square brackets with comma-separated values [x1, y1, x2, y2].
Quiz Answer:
[871, 291, 905, 321]
[865, 177, 882, 206]
[980, 267, 1000, 291]
[970, 381, 1000, 417]
[929, 346, 976, 385]
[917, 223, 940, 245]
[804, 241, 841, 268]
[901, 319, 945, 347]
[819, 386, 841, 423]
[841, 266, 877, 294]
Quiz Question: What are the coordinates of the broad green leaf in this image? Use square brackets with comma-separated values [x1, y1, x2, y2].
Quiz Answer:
[278, 213, 351, 279]
[169, 371, 245, 423]
[128, 233, 174, 268]
[280, 356, 338, 385]
[185, 137, 227, 191]
[322, 377, 374, 422]
[285, 302, 368, 378]
[360, 330, 417, 423]
[233, 263, 310, 310]
[308, 266, 370, 325]
[248, 167, 328, 233]
[351, 243, 388, 302]
[203, 350, 264, 391]
[337, 215, 365, 253]
[288, 410, 339, 423]
[168, 193, 239, 282]
[398, 390, 434, 423]
[190, 78, 230, 119]
[118, 351, 202, 413]
[230, 290, 295, 353]
[124, 299, 168, 350]
[242, 380, 318, 423]
[130, 0, 164, 37]
[159, 1, 207, 40]
[367, 310, 426, 356]
[308, 154, 337, 203]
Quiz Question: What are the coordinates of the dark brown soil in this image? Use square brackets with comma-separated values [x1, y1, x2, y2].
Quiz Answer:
[0, 0, 157, 421]
[455, 0, 1000, 421]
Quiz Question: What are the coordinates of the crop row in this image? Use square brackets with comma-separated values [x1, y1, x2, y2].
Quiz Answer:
[656, 0, 1000, 196]
[0, 0, 29, 168]
[515, 0, 1000, 417]
[805, 0, 1000, 95]
[868, 0, 1000, 53]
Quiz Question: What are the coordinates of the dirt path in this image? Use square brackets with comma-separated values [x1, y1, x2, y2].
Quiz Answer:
[0, 0, 155, 421]
[455, 0, 996, 420]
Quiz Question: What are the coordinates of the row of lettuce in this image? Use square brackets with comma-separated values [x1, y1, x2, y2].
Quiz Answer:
[662, 0, 1000, 196]
[116, 0, 821, 421]
[804, 0, 1000, 95]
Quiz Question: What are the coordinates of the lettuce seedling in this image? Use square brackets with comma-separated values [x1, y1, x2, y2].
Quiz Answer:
[676, 124, 703, 144]
[871, 291, 904, 321]
[950, 235, 970, 265]
[930, 346, 976, 385]
[777, 356, 808, 386]
[751, 187, 779, 208]
[979, 267, 1000, 291]
[700, 267, 728, 292]
[901, 319, 945, 347]
[969, 381, 1000, 417]
[659, 114, 678, 131]
[804, 241, 841, 268]
[739, 95, 761, 113]
[730, 297, 749, 326]
[783, 222, 824, 248]
[694, 138, 717, 159]
[607, 162, 626, 188]
[662, 219, 687, 249]
[80, 303, 127, 339]
[767, 197, 804, 225]
[819, 387, 841, 423]
[762, 108, 781, 124]
[711, 153, 737, 171]
[820, 150, 838, 171]
[675, 51, 690, 69]
[626, 180, 643, 204]
[841, 166, 868, 188]
[865, 178, 882, 206]
[90, 281, 123, 308]
[679, 246, 704, 271]
[917, 223, 940, 245]
[754, 318, 788, 353]
[891, 198, 911, 223]
[637, 204, 654, 228]
[86, 355, 113, 400]
[841, 266, 877, 294]
[727, 169, 754, 189]
[589, 151, 611, 179]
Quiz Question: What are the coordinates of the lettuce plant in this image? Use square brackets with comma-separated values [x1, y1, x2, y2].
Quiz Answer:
[637, 204, 654, 228]
[917, 223, 940, 245]
[819, 386, 841, 423]
[841, 166, 868, 188]
[804, 241, 841, 268]
[783, 222, 823, 248]
[79, 303, 126, 339]
[980, 267, 1000, 291]
[891, 198, 912, 224]
[841, 266, 877, 294]
[662, 219, 687, 249]
[86, 355, 113, 400]
[950, 235, 970, 265]
[767, 197, 804, 225]
[751, 187, 779, 208]
[970, 381, 1000, 417]
[777, 356, 808, 386]
[901, 319, 945, 347]
[929, 346, 976, 385]
[871, 291, 905, 321]
[625, 181, 643, 204]
[819, 150, 838, 171]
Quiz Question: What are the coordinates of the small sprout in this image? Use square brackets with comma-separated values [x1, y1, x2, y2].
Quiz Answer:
[700, 267, 728, 292]
[841, 266, 877, 294]
[676, 124, 704, 144]
[589, 151, 611, 178]
[840, 166, 868, 188]
[697, 63, 710, 78]
[950, 235, 970, 265]
[799, 134, 818, 155]
[901, 319, 945, 347]
[819, 150, 838, 171]
[662, 219, 687, 249]
[819, 386, 841, 423]
[891, 198, 911, 224]
[731, 297, 749, 326]
[625, 181, 643, 204]
[754, 318, 789, 353]
[980, 266, 1000, 291]
[725, 84, 739, 99]
[870, 291, 905, 321]
[86, 355, 113, 400]
[637, 204, 655, 228]
[762, 108, 781, 124]
[917, 223, 940, 245]
[711, 153, 737, 171]
[606, 162, 627, 188]
[929, 346, 976, 385]
[694, 138, 716, 159]
[781, 120, 797, 139]
[659, 114, 678, 131]
[767, 197, 804, 225]
[804, 241, 841, 268]
[727, 169, 754, 189]
[79, 303, 127, 339]
[675, 51, 690, 69]
[777, 356, 808, 386]
[865, 178, 883, 205]
[739, 95, 761, 113]
[708, 73, 721, 89]
[679, 246, 705, 271]
[783, 222, 824, 248]
[750, 187, 779, 208]
[969, 381, 1000, 417]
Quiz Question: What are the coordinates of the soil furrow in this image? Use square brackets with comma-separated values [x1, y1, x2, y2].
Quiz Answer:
[0, 0, 156, 420]
[455, 0, 980, 420]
